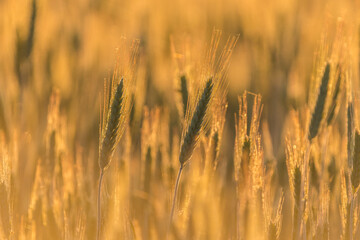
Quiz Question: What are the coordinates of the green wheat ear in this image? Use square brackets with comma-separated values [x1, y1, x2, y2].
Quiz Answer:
[99, 78, 124, 170]
[308, 63, 330, 141]
[179, 77, 213, 167]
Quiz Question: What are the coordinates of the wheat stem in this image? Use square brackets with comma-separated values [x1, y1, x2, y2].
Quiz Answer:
[168, 166, 183, 238]
[97, 169, 104, 240]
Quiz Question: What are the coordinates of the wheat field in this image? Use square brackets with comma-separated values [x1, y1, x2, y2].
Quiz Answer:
[1, 0, 360, 239]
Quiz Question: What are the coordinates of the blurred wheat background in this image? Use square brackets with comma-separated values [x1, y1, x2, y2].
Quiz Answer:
[1, 0, 360, 239]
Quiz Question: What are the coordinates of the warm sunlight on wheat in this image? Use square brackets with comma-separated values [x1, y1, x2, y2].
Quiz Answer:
[1, 0, 360, 239]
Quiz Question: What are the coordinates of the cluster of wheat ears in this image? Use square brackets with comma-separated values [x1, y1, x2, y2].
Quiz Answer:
[1, 15, 360, 239]
[92, 26, 359, 239]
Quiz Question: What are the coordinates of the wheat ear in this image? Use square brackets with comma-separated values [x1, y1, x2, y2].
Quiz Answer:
[179, 78, 213, 167]
[168, 78, 213, 233]
[97, 78, 124, 240]
[308, 63, 330, 141]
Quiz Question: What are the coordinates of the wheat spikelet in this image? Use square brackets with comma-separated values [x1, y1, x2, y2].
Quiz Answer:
[179, 78, 213, 167]
[168, 32, 238, 238]
[99, 78, 124, 170]
[308, 63, 330, 141]
[234, 92, 262, 183]
[234, 91, 264, 239]
[97, 78, 125, 240]
[99, 40, 139, 171]
[97, 40, 139, 240]
[249, 134, 264, 194]
[207, 99, 227, 170]
[234, 93, 248, 183]
[285, 110, 309, 240]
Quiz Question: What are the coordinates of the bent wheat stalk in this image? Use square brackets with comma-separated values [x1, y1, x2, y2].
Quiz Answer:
[96, 40, 139, 240]
[97, 78, 125, 240]
[168, 78, 213, 231]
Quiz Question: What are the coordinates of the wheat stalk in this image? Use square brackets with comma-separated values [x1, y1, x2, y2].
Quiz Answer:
[169, 77, 213, 228]
[96, 40, 139, 240]
[97, 79, 125, 240]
